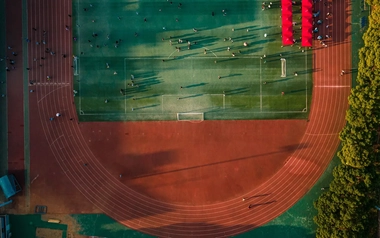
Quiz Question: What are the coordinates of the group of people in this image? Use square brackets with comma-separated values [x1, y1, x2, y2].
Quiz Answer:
[313, 1, 333, 47]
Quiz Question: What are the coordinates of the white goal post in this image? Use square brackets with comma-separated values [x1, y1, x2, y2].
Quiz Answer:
[176, 113, 204, 121]
[74, 56, 79, 76]
[281, 58, 286, 77]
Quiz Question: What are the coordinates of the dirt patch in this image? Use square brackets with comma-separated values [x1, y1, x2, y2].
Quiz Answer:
[41, 214, 82, 237]
[36, 228, 62, 238]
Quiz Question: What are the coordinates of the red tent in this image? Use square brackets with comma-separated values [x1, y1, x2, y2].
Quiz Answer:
[282, 24, 294, 45]
[301, 0, 313, 47]
[281, 0, 293, 45]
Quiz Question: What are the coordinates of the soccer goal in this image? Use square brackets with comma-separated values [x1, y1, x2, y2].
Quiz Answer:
[281, 58, 286, 77]
[176, 113, 204, 121]
[73, 56, 79, 76]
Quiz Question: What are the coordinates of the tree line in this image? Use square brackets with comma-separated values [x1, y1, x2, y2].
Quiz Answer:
[314, 4, 380, 238]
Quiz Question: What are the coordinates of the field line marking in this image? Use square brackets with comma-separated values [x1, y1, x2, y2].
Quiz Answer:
[123, 56, 261, 60]
[79, 68, 81, 112]
[202, 47, 217, 57]
[38, 85, 70, 104]
[80, 110, 306, 116]
[124, 58, 127, 114]
[223, 94, 225, 109]
[161, 95, 164, 113]
[305, 50, 308, 111]
[167, 50, 177, 59]
[77, 0, 81, 113]
[76, 0, 80, 75]
[34, 82, 70, 86]
[260, 58, 262, 111]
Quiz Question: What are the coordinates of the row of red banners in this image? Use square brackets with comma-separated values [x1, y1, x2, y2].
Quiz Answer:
[281, 0, 312, 47]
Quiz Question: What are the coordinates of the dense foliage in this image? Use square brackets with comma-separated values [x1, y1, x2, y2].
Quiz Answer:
[314, 5, 380, 238]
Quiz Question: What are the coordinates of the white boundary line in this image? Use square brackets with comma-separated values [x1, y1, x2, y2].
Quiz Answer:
[80, 110, 307, 116]
[123, 56, 262, 60]
[161, 95, 164, 113]
[161, 94, 224, 113]
[161, 94, 225, 97]
[176, 112, 204, 121]
[260, 58, 262, 111]
[77, 0, 82, 114]
[167, 48, 218, 59]
[34, 82, 70, 86]
[73, 57, 79, 76]
[38, 85, 70, 104]
[124, 58, 127, 114]
[305, 50, 308, 112]
[202, 47, 218, 57]
[79, 53, 311, 117]
[223, 94, 225, 109]
[78, 65, 82, 113]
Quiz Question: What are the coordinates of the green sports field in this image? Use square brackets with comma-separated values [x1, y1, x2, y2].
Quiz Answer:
[73, 0, 312, 121]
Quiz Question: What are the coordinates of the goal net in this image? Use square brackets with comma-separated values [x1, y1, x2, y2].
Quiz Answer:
[73, 56, 79, 76]
[281, 58, 286, 77]
[176, 113, 204, 121]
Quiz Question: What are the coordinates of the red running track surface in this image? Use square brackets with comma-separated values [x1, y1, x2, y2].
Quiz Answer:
[23, 0, 351, 236]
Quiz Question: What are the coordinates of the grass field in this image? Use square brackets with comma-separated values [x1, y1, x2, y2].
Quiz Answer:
[73, 0, 312, 121]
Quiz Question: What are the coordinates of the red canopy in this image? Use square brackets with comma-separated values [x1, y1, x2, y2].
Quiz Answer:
[282, 24, 294, 45]
[281, 0, 293, 45]
[301, 0, 313, 47]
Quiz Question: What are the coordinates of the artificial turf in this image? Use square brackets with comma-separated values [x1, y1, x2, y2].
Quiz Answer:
[73, 0, 312, 121]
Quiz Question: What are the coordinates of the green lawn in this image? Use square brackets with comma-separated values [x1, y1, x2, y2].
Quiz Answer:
[73, 0, 312, 121]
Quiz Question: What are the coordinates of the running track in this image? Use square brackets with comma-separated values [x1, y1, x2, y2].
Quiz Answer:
[25, 0, 351, 237]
